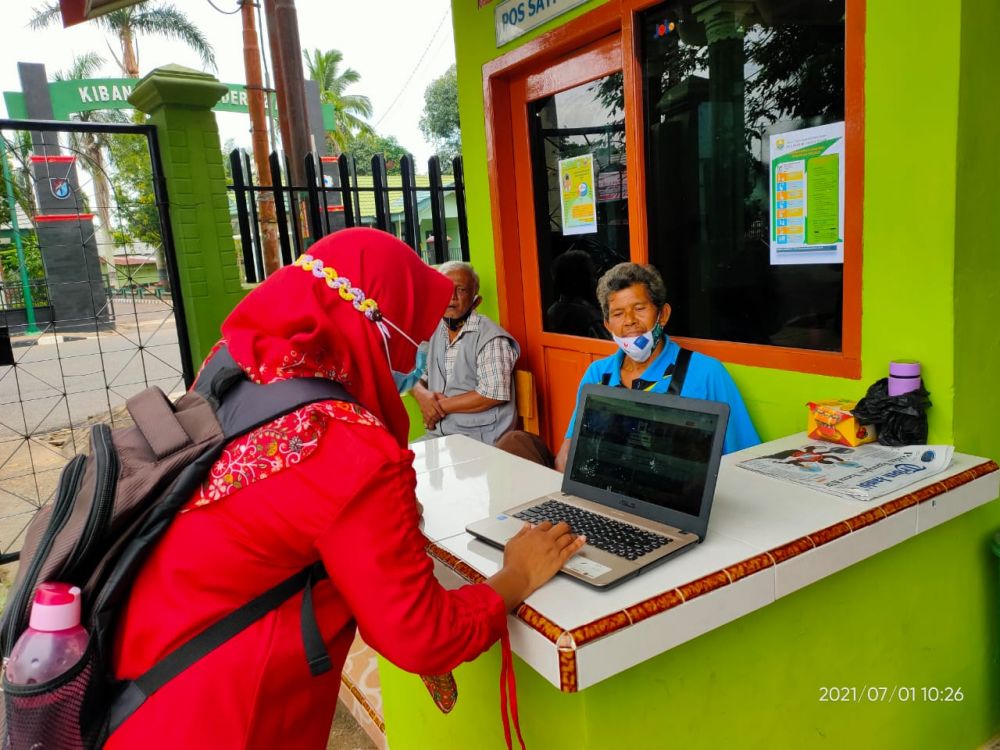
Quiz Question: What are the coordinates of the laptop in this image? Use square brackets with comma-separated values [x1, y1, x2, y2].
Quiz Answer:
[466, 384, 730, 589]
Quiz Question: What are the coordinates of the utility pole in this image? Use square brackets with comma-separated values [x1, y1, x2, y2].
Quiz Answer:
[263, 0, 311, 187]
[241, 0, 280, 275]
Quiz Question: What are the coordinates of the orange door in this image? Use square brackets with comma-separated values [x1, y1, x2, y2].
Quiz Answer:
[509, 35, 635, 448]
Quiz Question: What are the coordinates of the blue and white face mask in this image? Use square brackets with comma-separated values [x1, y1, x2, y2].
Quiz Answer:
[612, 322, 664, 363]
[392, 341, 429, 394]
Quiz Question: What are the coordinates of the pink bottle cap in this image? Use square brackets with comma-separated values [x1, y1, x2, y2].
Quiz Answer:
[888, 360, 921, 397]
[28, 582, 82, 632]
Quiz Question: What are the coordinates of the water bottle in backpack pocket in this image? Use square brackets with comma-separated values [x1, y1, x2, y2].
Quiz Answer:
[3, 583, 104, 750]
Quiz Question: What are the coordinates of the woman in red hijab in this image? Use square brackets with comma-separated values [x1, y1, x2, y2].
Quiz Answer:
[106, 229, 583, 749]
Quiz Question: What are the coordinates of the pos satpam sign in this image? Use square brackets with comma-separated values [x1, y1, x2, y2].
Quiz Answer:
[495, 0, 591, 47]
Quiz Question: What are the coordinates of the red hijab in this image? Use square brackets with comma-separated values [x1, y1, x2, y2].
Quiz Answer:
[221, 228, 453, 446]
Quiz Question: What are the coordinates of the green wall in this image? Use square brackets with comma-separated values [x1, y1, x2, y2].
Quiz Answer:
[378, 1, 1000, 748]
[953, 0, 1000, 463]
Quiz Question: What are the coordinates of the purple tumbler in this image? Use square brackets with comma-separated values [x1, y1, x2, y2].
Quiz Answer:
[888, 360, 921, 397]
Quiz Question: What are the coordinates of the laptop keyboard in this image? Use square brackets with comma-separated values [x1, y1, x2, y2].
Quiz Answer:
[513, 499, 671, 561]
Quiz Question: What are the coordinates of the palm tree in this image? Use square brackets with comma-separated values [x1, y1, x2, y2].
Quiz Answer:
[54, 52, 126, 277]
[304, 49, 374, 153]
[29, 2, 216, 78]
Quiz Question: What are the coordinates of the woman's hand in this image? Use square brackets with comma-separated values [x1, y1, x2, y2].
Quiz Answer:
[487, 521, 586, 610]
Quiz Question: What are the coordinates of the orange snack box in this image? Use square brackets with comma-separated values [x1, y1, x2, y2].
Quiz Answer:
[806, 399, 877, 447]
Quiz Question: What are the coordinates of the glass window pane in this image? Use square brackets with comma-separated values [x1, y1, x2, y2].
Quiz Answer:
[529, 73, 628, 340]
[641, 1, 846, 351]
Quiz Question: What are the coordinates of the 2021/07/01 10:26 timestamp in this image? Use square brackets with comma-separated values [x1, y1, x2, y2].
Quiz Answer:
[819, 686, 965, 703]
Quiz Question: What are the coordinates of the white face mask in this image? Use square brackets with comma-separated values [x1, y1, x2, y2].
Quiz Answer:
[612, 322, 664, 363]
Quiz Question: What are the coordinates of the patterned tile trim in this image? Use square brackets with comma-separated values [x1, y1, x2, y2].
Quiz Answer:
[808, 521, 853, 547]
[724, 552, 776, 583]
[558, 648, 578, 693]
[516, 603, 564, 643]
[340, 672, 386, 734]
[426, 543, 487, 584]
[769, 535, 816, 563]
[425, 460, 998, 693]
[623, 589, 685, 628]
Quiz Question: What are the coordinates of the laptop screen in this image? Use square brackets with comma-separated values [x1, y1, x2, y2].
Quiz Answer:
[568, 392, 720, 518]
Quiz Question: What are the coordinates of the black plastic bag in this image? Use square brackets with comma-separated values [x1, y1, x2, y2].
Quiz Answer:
[851, 377, 931, 446]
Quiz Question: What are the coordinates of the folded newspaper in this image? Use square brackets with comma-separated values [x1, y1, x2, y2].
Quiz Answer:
[737, 443, 954, 501]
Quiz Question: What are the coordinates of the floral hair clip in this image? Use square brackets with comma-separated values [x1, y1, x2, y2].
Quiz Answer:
[292, 253, 420, 357]
[294, 254, 382, 321]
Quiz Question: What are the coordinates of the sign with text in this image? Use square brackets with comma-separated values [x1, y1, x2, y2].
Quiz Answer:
[494, 0, 591, 47]
[4, 79, 334, 129]
[558, 153, 597, 235]
[768, 121, 845, 266]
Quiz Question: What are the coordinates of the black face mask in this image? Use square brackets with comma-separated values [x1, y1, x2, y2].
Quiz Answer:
[443, 306, 474, 331]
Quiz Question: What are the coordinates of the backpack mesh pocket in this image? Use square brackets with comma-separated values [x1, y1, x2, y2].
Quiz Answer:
[2, 643, 108, 750]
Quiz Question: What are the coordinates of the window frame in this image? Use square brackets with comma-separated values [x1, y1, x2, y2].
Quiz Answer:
[483, 0, 864, 378]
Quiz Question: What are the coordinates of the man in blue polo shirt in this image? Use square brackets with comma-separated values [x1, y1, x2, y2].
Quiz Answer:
[552, 262, 760, 471]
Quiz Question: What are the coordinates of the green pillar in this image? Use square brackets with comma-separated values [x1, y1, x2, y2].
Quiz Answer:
[129, 64, 246, 366]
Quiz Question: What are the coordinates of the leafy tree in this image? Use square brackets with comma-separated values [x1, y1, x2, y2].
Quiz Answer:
[344, 132, 411, 175]
[419, 65, 461, 164]
[1, 134, 44, 297]
[106, 133, 164, 284]
[304, 48, 373, 153]
[29, 2, 215, 77]
[0, 236, 47, 295]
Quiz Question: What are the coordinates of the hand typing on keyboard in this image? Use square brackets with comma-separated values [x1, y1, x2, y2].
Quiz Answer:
[514, 500, 670, 561]
[488, 520, 587, 609]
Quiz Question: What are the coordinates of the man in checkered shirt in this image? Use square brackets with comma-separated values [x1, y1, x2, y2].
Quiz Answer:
[412, 261, 520, 446]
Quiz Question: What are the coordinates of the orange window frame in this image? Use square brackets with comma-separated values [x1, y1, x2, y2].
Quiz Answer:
[483, 0, 864, 379]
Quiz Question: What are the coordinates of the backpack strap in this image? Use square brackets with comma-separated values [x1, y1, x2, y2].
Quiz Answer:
[109, 561, 329, 735]
[667, 348, 693, 396]
[194, 346, 357, 439]
[627, 348, 693, 394]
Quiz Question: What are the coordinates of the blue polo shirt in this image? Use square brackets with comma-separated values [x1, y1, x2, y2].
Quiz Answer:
[565, 338, 761, 455]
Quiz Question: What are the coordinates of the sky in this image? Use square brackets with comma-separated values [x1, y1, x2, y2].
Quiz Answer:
[0, 0, 457, 164]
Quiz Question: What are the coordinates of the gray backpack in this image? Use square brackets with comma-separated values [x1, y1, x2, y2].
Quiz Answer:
[1, 347, 350, 749]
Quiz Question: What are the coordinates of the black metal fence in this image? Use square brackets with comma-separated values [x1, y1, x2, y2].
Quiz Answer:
[0, 118, 190, 564]
[229, 151, 470, 283]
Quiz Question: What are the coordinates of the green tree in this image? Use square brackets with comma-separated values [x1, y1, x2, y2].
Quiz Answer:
[303, 48, 374, 153]
[0, 134, 34, 229]
[345, 132, 411, 175]
[29, 2, 215, 78]
[419, 65, 461, 164]
[106, 133, 165, 285]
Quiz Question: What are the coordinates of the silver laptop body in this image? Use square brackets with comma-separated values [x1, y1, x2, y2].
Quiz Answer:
[466, 384, 729, 589]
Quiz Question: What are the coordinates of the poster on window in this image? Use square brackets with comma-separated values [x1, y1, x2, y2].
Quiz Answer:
[558, 154, 598, 236]
[769, 122, 845, 265]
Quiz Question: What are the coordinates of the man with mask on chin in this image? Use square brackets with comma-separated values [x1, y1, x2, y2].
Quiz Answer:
[411, 261, 520, 445]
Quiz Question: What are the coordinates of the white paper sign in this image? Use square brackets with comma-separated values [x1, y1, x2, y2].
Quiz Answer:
[769, 121, 846, 266]
[495, 0, 591, 47]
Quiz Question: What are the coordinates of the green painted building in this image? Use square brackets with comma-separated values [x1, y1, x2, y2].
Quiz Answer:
[374, 1, 1000, 749]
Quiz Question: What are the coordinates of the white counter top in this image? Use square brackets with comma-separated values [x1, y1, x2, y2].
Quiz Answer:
[413, 434, 999, 692]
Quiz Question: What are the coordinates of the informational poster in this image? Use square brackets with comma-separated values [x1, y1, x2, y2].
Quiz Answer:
[558, 154, 598, 236]
[769, 122, 845, 265]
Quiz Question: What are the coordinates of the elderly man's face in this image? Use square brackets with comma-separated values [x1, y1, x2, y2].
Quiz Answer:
[604, 283, 670, 339]
[444, 269, 479, 319]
